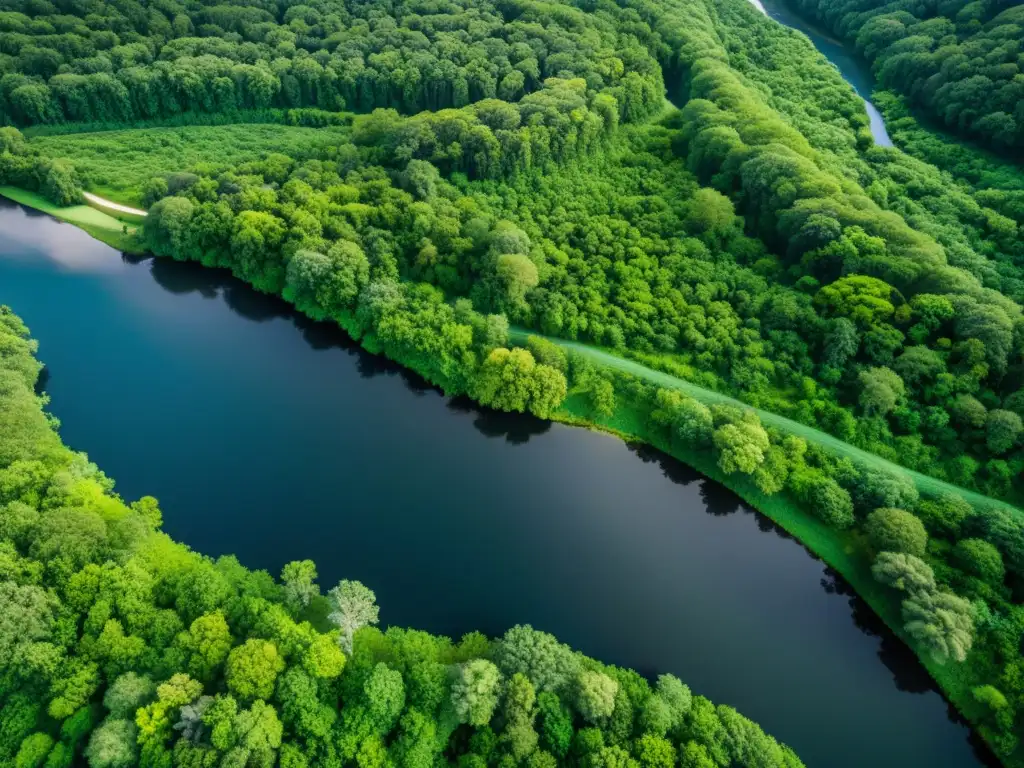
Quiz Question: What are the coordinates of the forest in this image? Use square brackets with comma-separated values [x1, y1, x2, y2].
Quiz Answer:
[789, 0, 1024, 154]
[0, 305, 805, 768]
[1, 0, 1024, 762]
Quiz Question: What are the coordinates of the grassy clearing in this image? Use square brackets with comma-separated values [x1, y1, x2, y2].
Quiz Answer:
[31, 123, 351, 207]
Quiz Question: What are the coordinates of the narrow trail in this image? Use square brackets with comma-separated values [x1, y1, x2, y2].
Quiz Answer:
[82, 192, 147, 217]
[510, 327, 1020, 514]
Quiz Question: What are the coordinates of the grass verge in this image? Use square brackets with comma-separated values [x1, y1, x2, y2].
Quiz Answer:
[549, 390, 992, 757]
[0, 186, 145, 253]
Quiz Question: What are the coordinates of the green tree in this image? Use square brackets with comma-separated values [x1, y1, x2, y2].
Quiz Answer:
[871, 552, 935, 593]
[281, 560, 319, 613]
[902, 590, 974, 664]
[712, 414, 769, 475]
[865, 508, 928, 557]
[327, 580, 379, 656]
[451, 660, 501, 726]
[225, 639, 285, 702]
[575, 671, 618, 724]
[952, 539, 1005, 586]
[84, 719, 137, 768]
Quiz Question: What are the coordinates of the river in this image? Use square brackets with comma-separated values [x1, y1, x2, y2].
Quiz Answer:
[0, 200, 992, 767]
[748, 0, 892, 146]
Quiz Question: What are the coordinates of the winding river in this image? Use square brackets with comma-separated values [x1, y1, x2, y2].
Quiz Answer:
[0, 200, 993, 767]
[748, 0, 893, 146]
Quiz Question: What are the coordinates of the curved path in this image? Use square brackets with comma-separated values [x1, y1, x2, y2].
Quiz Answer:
[510, 327, 1019, 514]
[82, 191, 147, 217]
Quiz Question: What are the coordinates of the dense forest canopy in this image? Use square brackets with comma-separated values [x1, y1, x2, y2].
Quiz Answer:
[0, 0, 664, 128]
[788, 0, 1024, 154]
[3, 0, 1024, 762]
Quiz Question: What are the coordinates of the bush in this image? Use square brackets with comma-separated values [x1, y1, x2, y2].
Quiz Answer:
[865, 508, 928, 557]
[952, 539, 1005, 586]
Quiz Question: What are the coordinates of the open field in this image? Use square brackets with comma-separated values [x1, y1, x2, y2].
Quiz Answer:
[30, 123, 351, 207]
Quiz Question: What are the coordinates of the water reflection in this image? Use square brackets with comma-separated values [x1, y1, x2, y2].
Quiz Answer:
[627, 435, 983, 724]
[0, 200, 995, 768]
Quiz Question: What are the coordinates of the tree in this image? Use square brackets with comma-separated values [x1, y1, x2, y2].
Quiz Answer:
[986, 410, 1022, 455]
[493, 625, 580, 694]
[632, 734, 675, 768]
[41, 160, 80, 207]
[822, 318, 858, 369]
[182, 612, 233, 681]
[364, 663, 405, 734]
[451, 660, 501, 726]
[537, 692, 573, 758]
[103, 673, 156, 718]
[575, 671, 618, 723]
[952, 539, 1004, 586]
[871, 552, 935, 593]
[655, 674, 692, 727]
[858, 367, 904, 416]
[471, 348, 566, 419]
[14, 733, 52, 768]
[865, 508, 928, 557]
[915, 494, 973, 540]
[495, 253, 539, 308]
[327, 580, 379, 655]
[84, 719, 137, 768]
[902, 590, 974, 664]
[225, 639, 286, 702]
[789, 469, 854, 528]
[712, 414, 769, 475]
[949, 396, 987, 429]
[234, 700, 283, 764]
[281, 560, 319, 613]
[302, 633, 346, 680]
[684, 188, 736, 238]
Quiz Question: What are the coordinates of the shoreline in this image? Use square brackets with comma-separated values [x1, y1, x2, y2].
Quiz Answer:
[0, 185, 1004, 766]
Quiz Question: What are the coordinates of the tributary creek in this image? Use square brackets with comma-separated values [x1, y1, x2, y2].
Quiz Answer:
[0, 200, 994, 766]
[748, 0, 893, 146]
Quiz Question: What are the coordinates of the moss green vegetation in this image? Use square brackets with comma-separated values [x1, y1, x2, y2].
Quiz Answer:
[789, 0, 1024, 156]
[0, 305, 805, 768]
[3, 0, 1024, 761]
[32, 123, 352, 208]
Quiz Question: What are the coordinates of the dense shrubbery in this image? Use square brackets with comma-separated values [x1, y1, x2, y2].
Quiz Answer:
[0, 0, 663, 129]
[789, 0, 1024, 154]
[0, 305, 805, 768]
[0, 124, 81, 204]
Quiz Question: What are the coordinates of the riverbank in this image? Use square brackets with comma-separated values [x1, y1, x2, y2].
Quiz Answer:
[0, 186, 143, 253]
[3, 188, 1005, 764]
[548, 396, 992, 757]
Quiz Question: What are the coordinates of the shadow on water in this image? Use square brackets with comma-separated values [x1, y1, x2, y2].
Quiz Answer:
[130, 254, 557, 440]
[626, 441, 1001, 767]
[0, 203, 997, 768]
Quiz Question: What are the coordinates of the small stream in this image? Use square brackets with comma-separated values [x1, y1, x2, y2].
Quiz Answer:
[747, 0, 893, 146]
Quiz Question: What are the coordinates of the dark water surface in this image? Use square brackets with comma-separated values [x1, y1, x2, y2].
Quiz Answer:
[0, 201, 989, 767]
[748, 0, 893, 146]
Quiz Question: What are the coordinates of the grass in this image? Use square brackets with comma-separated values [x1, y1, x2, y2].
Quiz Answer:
[511, 327, 1021, 516]
[30, 123, 351, 207]
[0, 186, 144, 253]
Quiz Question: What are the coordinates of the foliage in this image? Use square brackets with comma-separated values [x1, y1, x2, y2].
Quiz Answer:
[0, 306, 804, 768]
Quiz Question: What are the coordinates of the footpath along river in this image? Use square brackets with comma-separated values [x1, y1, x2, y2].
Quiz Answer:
[0, 199, 993, 767]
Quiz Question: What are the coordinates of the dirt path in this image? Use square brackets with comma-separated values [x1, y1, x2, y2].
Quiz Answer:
[82, 192, 147, 217]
